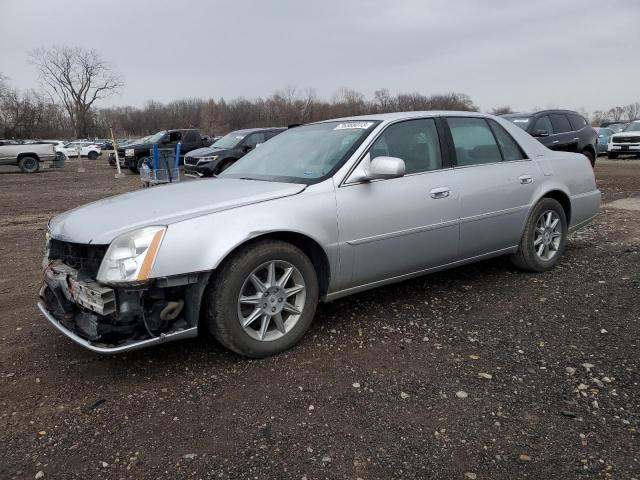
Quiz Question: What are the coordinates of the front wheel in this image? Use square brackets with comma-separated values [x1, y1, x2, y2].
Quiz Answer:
[511, 198, 568, 272]
[205, 240, 319, 358]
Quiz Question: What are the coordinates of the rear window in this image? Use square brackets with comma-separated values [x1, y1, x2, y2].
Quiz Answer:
[568, 114, 587, 131]
[550, 114, 572, 133]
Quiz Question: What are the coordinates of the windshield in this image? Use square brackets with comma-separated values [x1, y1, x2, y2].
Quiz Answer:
[220, 120, 379, 183]
[146, 131, 167, 143]
[623, 121, 640, 132]
[505, 117, 531, 130]
[212, 131, 246, 149]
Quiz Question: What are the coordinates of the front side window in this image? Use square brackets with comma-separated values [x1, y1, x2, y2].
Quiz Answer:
[532, 116, 554, 135]
[221, 120, 378, 183]
[550, 114, 572, 133]
[368, 118, 442, 174]
[244, 133, 265, 148]
[183, 131, 198, 143]
[447, 117, 502, 166]
[489, 120, 526, 161]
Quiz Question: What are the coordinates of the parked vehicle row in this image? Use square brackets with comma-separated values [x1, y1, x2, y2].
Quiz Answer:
[113, 129, 216, 173]
[39, 111, 600, 356]
[184, 127, 285, 177]
[55, 141, 102, 159]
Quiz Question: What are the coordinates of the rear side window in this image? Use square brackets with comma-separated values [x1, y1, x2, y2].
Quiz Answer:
[532, 116, 554, 135]
[489, 120, 526, 161]
[550, 114, 572, 133]
[447, 117, 502, 166]
[569, 114, 587, 131]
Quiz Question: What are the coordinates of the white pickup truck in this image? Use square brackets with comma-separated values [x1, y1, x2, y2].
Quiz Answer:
[0, 140, 57, 173]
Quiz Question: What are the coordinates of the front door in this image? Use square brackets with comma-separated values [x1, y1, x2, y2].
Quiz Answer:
[335, 118, 460, 288]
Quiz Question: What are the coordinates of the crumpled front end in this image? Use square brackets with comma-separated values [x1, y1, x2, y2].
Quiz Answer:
[38, 239, 206, 353]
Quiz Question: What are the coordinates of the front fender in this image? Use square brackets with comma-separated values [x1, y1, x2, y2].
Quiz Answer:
[149, 181, 339, 287]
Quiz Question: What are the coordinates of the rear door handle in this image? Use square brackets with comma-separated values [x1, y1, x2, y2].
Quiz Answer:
[430, 187, 450, 199]
[519, 175, 533, 184]
[552, 140, 560, 144]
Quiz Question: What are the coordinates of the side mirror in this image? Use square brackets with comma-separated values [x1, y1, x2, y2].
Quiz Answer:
[242, 145, 253, 152]
[367, 156, 405, 180]
[532, 129, 549, 138]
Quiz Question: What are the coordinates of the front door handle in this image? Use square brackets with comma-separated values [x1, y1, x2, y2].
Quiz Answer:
[573, 137, 579, 141]
[552, 140, 560, 144]
[519, 175, 533, 184]
[430, 187, 450, 199]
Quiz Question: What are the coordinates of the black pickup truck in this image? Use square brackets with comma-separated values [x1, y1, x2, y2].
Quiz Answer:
[114, 129, 215, 173]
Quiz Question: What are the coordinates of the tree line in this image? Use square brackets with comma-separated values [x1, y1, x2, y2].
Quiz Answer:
[1, 46, 638, 140]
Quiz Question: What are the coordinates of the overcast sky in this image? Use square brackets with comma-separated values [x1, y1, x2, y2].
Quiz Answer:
[1, 0, 639, 113]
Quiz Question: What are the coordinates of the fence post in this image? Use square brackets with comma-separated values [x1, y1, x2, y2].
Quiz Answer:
[111, 128, 125, 178]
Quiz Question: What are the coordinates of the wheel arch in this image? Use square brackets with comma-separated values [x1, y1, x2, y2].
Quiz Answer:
[212, 231, 331, 299]
[532, 188, 572, 225]
[17, 152, 40, 162]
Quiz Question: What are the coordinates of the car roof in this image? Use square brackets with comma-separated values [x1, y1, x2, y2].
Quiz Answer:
[502, 109, 582, 118]
[230, 127, 286, 134]
[317, 110, 492, 123]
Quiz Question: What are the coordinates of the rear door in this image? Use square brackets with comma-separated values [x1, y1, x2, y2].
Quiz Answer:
[446, 116, 540, 259]
[549, 113, 577, 152]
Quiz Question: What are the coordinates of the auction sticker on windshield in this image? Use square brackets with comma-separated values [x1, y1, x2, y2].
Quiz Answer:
[334, 122, 374, 130]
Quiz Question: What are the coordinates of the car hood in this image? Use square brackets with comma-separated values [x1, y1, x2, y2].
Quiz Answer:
[49, 178, 306, 244]
[611, 132, 640, 139]
[187, 146, 230, 158]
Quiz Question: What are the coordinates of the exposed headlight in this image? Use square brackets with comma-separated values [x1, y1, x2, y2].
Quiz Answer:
[125, 148, 135, 157]
[197, 155, 219, 163]
[97, 226, 166, 284]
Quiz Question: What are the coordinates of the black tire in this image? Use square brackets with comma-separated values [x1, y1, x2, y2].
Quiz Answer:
[130, 156, 149, 174]
[582, 149, 595, 168]
[511, 197, 568, 272]
[215, 159, 235, 174]
[205, 239, 319, 358]
[607, 152, 619, 159]
[18, 156, 39, 174]
[87, 151, 98, 160]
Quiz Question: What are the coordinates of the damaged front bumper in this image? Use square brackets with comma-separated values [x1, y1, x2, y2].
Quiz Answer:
[38, 261, 207, 354]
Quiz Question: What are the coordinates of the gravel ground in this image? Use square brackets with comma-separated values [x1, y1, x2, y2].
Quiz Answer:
[0, 157, 638, 480]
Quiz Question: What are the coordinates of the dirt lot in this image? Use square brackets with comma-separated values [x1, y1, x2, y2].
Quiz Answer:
[0, 157, 639, 479]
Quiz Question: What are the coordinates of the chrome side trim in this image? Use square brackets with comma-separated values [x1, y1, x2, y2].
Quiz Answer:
[460, 205, 528, 224]
[346, 218, 459, 245]
[37, 301, 198, 354]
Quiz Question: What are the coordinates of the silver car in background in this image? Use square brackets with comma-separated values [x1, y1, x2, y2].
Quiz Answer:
[39, 111, 601, 357]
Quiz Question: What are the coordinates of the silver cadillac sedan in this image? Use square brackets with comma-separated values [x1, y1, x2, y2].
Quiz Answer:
[39, 112, 601, 357]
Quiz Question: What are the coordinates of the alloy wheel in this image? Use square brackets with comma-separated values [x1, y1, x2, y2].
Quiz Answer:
[237, 260, 306, 341]
[534, 210, 562, 261]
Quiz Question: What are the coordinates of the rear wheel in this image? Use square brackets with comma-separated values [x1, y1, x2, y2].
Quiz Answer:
[205, 240, 319, 358]
[87, 151, 98, 160]
[607, 152, 619, 159]
[18, 156, 39, 173]
[511, 198, 567, 272]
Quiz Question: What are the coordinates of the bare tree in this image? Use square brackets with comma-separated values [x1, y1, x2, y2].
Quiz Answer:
[608, 106, 625, 122]
[624, 102, 640, 121]
[29, 46, 123, 138]
[491, 106, 513, 115]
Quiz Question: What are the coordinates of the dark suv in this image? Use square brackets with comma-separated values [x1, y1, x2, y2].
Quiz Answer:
[184, 127, 285, 177]
[502, 110, 597, 166]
